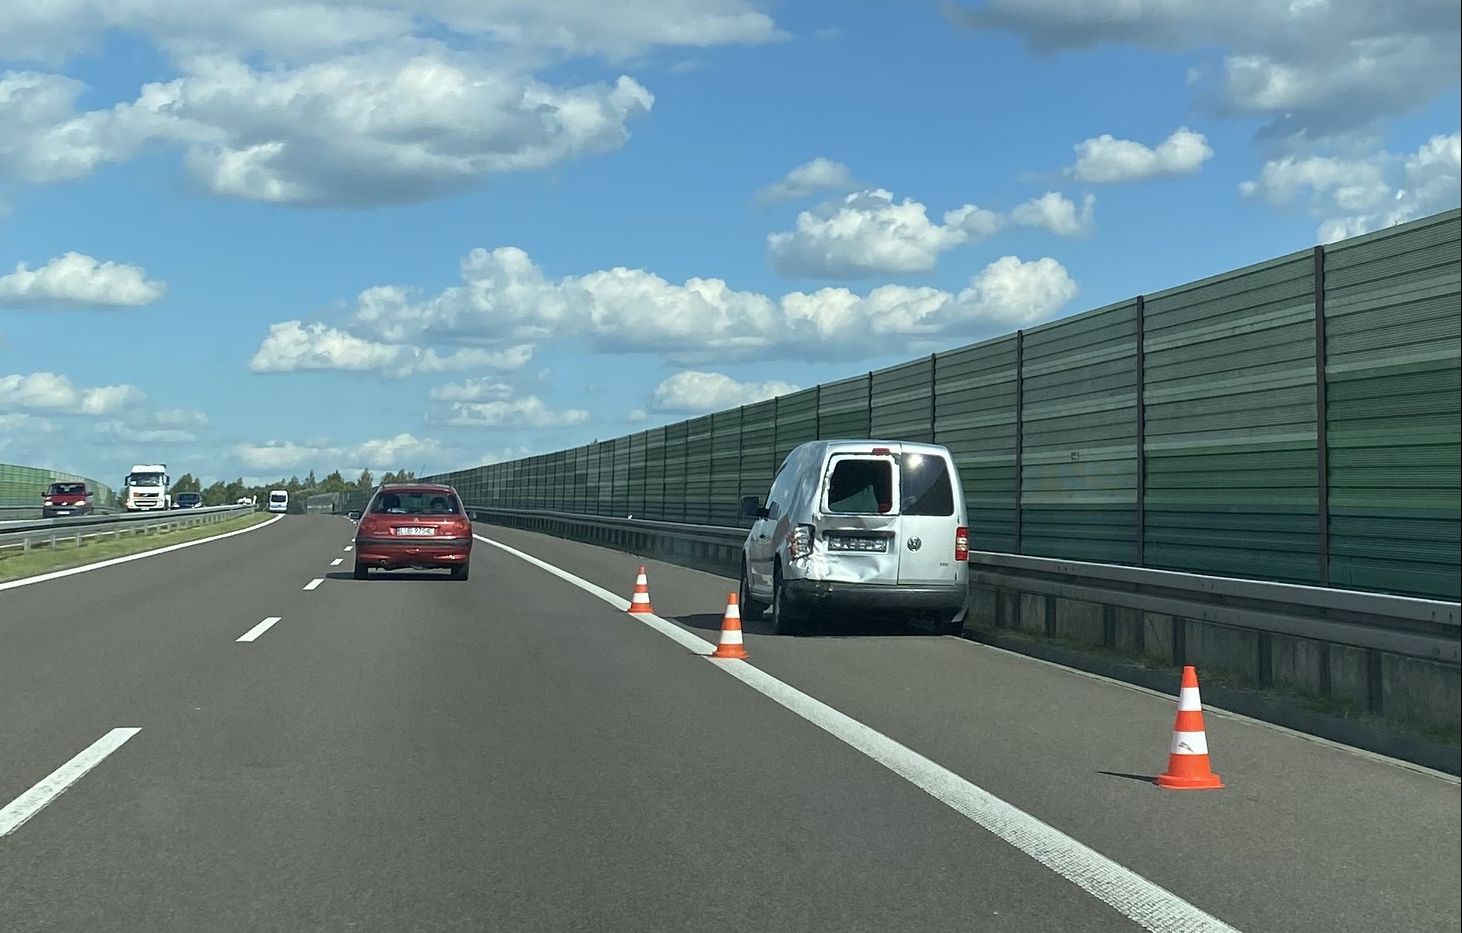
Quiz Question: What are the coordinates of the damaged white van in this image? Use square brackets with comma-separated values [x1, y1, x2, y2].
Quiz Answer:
[738, 440, 969, 635]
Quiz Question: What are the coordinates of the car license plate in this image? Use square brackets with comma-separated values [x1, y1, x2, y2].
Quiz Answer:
[394, 526, 437, 536]
[828, 535, 887, 552]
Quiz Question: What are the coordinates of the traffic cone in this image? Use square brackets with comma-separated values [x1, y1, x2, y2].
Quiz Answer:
[627, 566, 655, 615]
[709, 593, 749, 660]
[1157, 666, 1223, 790]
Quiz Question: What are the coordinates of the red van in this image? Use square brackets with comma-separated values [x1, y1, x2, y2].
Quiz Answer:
[42, 481, 95, 518]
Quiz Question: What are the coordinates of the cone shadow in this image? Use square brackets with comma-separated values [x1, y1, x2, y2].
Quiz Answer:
[1097, 771, 1158, 785]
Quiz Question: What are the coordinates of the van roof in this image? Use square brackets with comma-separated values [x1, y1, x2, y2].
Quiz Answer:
[807, 439, 952, 456]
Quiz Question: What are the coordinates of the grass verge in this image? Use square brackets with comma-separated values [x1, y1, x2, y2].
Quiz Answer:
[0, 513, 272, 584]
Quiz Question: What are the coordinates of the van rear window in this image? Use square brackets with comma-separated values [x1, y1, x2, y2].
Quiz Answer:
[826, 459, 893, 514]
[900, 453, 954, 516]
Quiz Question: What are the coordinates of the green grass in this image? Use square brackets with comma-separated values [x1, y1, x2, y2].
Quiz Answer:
[0, 513, 272, 584]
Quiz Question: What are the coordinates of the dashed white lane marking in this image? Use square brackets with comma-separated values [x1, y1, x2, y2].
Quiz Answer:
[303, 578, 324, 591]
[473, 533, 1241, 933]
[1, 729, 141, 836]
[0, 516, 283, 594]
[344, 545, 353, 552]
[330, 558, 343, 566]
[237, 617, 282, 643]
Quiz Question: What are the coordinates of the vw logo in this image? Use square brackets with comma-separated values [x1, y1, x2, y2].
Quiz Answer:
[907, 536, 922, 551]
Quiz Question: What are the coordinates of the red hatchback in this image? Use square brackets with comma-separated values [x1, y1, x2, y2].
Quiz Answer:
[352, 484, 474, 580]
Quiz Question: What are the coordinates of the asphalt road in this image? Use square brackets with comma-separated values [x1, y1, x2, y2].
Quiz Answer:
[1, 515, 1457, 932]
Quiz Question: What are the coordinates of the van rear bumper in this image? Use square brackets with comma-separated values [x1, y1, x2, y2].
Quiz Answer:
[783, 579, 966, 614]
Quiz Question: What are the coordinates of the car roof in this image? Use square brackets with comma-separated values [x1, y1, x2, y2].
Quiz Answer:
[378, 483, 453, 492]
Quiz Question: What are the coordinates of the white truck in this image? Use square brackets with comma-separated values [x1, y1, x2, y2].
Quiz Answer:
[123, 463, 171, 511]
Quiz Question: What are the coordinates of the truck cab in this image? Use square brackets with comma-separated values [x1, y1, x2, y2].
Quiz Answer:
[123, 463, 171, 511]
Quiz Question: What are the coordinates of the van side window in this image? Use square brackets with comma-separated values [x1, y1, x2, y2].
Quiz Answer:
[900, 453, 954, 516]
[826, 459, 893, 514]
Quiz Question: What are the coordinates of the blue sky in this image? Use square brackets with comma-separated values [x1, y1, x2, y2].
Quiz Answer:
[2, 0, 1458, 484]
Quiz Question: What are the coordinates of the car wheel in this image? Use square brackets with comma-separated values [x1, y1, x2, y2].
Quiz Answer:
[353, 560, 369, 580]
[740, 560, 766, 620]
[771, 566, 801, 636]
[451, 563, 469, 581]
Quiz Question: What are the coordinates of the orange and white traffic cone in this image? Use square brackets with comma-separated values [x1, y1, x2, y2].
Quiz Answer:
[709, 593, 749, 660]
[1157, 666, 1223, 790]
[627, 566, 654, 615]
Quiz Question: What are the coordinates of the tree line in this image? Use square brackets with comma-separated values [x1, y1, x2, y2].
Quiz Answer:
[168, 469, 417, 506]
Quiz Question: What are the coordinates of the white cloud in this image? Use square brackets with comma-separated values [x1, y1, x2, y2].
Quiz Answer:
[442, 396, 591, 428]
[650, 371, 799, 413]
[0, 372, 146, 415]
[0, 252, 166, 308]
[427, 378, 515, 402]
[315, 245, 1079, 363]
[1010, 192, 1096, 237]
[0, 1, 781, 64]
[233, 432, 448, 472]
[1068, 127, 1214, 182]
[767, 188, 1005, 278]
[627, 408, 649, 422]
[3, 50, 654, 207]
[249, 321, 534, 377]
[953, 1, 1460, 144]
[1241, 131, 1460, 242]
[758, 157, 856, 202]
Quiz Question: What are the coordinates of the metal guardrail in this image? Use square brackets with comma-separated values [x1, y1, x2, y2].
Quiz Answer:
[465, 505, 1460, 665]
[0, 505, 255, 555]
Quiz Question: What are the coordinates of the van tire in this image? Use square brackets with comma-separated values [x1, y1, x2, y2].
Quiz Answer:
[353, 560, 369, 580]
[739, 560, 767, 620]
[934, 615, 965, 636]
[771, 566, 801, 636]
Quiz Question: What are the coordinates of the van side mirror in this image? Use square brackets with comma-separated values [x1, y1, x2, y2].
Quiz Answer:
[347, 510, 362, 521]
[740, 495, 768, 519]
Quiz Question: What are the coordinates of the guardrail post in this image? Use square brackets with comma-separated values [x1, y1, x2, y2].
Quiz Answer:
[1014, 330, 1024, 554]
[1313, 245, 1330, 586]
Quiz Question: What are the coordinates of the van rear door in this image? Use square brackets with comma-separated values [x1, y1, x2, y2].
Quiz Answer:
[895, 451, 960, 585]
[817, 451, 900, 586]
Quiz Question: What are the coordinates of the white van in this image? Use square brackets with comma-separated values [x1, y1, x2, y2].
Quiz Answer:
[267, 489, 289, 513]
[739, 440, 969, 635]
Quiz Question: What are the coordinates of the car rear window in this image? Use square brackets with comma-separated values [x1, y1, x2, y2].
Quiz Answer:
[900, 452, 954, 516]
[371, 490, 461, 515]
[825, 458, 893, 514]
[48, 483, 86, 495]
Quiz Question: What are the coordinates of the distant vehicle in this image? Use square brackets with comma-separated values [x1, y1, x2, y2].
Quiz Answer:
[352, 484, 472, 580]
[42, 481, 94, 518]
[236, 496, 256, 506]
[266, 489, 289, 513]
[738, 440, 968, 636]
[123, 463, 171, 511]
[173, 492, 204, 509]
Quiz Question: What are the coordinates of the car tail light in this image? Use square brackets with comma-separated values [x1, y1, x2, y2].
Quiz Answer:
[955, 526, 969, 562]
[788, 524, 814, 561]
[357, 515, 383, 536]
[449, 516, 471, 537]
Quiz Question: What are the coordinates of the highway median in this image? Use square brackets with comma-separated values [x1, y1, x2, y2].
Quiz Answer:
[0, 512, 273, 585]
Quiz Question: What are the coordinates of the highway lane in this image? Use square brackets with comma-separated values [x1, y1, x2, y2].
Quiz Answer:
[0, 515, 1456, 931]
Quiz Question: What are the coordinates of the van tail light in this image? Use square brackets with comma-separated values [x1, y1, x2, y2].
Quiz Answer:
[788, 524, 814, 561]
[955, 526, 969, 562]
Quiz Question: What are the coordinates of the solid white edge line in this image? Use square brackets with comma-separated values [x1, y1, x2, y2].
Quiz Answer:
[0, 728, 140, 836]
[303, 578, 324, 591]
[0, 515, 282, 594]
[472, 533, 1239, 933]
[237, 616, 282, 643]
[330, 558, 343, 566]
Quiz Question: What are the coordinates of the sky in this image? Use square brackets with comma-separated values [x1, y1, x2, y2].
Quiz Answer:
[1, 0, 1458, 486]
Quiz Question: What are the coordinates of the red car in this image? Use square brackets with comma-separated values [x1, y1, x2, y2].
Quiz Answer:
[352, 484, 474, 580]
[42, 481, 95, 518]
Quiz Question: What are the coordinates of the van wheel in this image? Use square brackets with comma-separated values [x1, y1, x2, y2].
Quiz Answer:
[740, 560, 766, 620]
[934, 614, 965, 636]
[353, 560, 369, 580]
[771, 567, 801, 636]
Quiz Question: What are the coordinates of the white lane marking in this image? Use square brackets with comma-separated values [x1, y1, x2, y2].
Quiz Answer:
[0, 516, 282, 595]
[330, 558, 343, 566]
[473, 533, 1239, 933]
[303, 578, 324, 591]
[1, 728, 140, 836]
[344, 545, 353, 552]
[237, 616, 282, 643]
